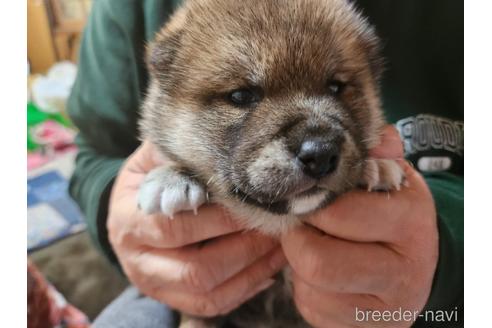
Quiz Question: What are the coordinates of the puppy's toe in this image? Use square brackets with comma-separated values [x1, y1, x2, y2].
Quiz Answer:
[159, 179, 206, 218]
[138, 171, 166, 214]
[138, 166, 207, 218]
[362, 159, 405, 192]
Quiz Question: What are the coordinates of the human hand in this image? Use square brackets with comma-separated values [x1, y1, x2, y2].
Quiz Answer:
[281, 126, 439, 327]
[107, 141, 287, 317]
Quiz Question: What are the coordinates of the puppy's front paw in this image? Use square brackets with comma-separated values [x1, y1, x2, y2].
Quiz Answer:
[137, 167, 207, 218]
[362, 159, 405, 192]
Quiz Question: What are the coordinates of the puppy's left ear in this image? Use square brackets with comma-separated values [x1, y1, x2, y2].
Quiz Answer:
[145, 6, 187, 80]
[147, 30, 183, 77]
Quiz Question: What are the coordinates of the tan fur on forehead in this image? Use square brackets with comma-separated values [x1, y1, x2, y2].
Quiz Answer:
[149, 0, 382, 96]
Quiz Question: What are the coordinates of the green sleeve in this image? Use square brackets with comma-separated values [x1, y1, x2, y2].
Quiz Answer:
[67, 0, 141, 263]
[67, 0, 178, 263]
[414, 173, 464, 327]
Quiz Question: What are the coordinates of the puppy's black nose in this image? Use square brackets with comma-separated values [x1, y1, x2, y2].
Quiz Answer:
[297, 138, 340, 179]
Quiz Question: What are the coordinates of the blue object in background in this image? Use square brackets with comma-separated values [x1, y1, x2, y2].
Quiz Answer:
[27, 171, 86, 252]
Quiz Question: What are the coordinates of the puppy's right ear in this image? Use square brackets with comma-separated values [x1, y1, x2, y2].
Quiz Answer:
[146, 7, 187, 78]
[147, 30, 182, 75]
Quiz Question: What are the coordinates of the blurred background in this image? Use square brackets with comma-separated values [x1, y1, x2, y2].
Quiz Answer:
[27, 1, 127, 326]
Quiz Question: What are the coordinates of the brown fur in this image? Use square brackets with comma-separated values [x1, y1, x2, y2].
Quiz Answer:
[139, 0, 394, 326]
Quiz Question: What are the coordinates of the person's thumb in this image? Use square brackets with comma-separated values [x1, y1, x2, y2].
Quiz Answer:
[129, 140, 168, 172]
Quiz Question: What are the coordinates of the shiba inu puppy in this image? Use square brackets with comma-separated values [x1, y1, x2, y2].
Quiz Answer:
[138, 0, 404, 326]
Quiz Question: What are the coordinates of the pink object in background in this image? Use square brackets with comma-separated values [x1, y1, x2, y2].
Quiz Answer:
[27, 153, 52, 171]
[28, 259, 90, 328]
[31, 120, 76, 151]
[28, 121, 77, 171]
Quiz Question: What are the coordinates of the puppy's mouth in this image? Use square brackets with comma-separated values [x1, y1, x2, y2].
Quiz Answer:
[292, 185, 324, 198]
[230, 183, 325, 215]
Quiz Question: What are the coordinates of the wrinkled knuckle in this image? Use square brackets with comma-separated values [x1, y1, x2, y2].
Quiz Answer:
[191, 296, 221, 317]
[181, 261, 215, 293]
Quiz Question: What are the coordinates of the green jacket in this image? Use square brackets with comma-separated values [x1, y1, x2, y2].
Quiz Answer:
[68, 0, 463, 327]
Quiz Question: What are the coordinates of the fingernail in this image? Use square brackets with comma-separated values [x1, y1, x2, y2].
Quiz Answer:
[269, 248, 287, 270]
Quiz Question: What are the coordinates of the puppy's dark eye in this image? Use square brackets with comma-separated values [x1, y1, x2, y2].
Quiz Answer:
[327, 80, 346, 96]
[228, 88, 261, 107]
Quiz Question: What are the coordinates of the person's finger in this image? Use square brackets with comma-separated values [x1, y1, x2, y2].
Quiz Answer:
[110, 141, 172, 202]
[151, 247, 287, 317]
[281, 225, 403, 295]
[128, 140, 169, 172]
[109, 141, 170, 203]
[177, 231, 278, 292]
[110, 197, 244, 248]
[218, 276, 278, 315]
[216, 277, 276, 315]
[292, 277, 356, 328]
[292, 274, 404, 328]
[111, 141, 171, 200]
[128, 231, 278, 293]
[305, 162, 433, 243]
[369, 125, 404, 159]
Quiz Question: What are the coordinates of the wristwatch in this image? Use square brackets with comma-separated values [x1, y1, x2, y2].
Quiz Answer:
[395, 114, 463, 176]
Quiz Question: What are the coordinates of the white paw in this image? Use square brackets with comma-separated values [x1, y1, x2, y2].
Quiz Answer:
[137, 167, 207, 218]
[362, 159, 405, 192]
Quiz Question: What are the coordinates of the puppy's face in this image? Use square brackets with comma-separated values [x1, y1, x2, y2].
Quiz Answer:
[142, 0, 385, 230]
